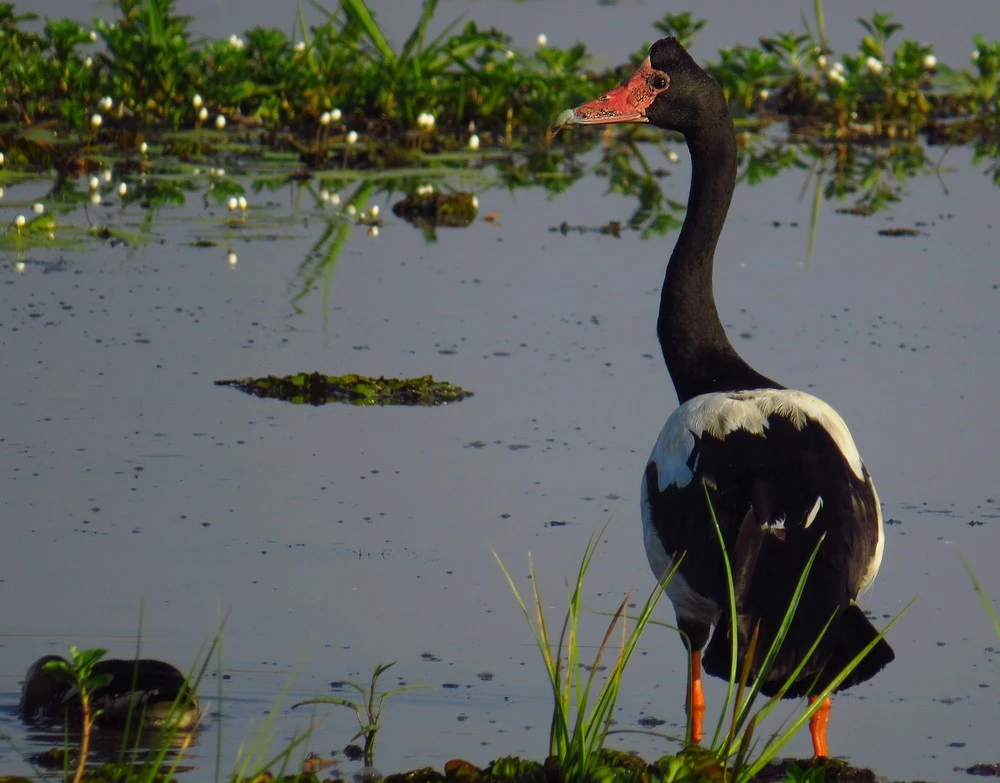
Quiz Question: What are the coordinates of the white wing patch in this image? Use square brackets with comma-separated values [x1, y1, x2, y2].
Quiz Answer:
[649, 388, 866, 489]
[640, 476, 720, 624]
[804, 496, 824, 529]
[859, 480, 885, 593]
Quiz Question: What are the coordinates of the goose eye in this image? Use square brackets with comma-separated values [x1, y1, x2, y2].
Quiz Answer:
[651, 75, 668, 90]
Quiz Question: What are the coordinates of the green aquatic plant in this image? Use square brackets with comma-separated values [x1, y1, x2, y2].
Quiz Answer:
[320, 0, 511, 129]
[215, 372, 473, 406]
[494, 526, 674, 783]
[712, 45, 783, 114]
[94, 0, 199, 127]
[40, 647, 113, 783]
[0, 0, 998, 147]
[783, 761, 827, 783]
[964, 35, 1000, 109]
[651, 12, 707, 52]
[292, 661, 426, 768]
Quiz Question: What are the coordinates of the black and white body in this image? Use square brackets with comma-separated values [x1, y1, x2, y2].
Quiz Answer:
[557, 37, 893, 756]
[642, 388, 887, 696]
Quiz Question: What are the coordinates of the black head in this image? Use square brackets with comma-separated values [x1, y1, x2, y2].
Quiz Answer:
[554, 37, 728, 138]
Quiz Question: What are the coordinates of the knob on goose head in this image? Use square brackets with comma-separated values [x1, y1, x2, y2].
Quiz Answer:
[554, 37, 729, 137]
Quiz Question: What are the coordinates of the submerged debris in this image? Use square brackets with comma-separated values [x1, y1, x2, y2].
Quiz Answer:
[877, 226, 922, 237]
[550, 220, 623, 237]
[967, 763, 1000, 777]
[392, 191, 478, 229]
[215, 372, 473, 406]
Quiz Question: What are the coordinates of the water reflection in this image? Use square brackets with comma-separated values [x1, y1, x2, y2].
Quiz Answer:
[4, 128, 998, 306]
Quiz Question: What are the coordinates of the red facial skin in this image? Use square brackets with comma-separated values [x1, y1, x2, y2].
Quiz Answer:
[562, 58, 670, 126]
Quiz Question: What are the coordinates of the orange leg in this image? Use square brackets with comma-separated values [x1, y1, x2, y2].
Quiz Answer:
[808, 695, 831, 758]
[688, 649, 706, 744]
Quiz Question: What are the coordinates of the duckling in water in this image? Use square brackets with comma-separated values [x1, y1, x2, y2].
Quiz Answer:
[19, 656, 200, 730]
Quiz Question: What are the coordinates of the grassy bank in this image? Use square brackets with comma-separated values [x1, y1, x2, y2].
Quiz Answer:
[0, 0, 997, 164]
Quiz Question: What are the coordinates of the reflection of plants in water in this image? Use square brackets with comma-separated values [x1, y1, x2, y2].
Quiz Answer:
[818, 143, 931, 214]
[0, 131, 956, 291]
[972, 140, 1000, 186]
[576, 132, 935, 237]
[291, 180, 377, 315]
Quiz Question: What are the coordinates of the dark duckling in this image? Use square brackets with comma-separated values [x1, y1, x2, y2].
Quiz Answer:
[19, 656, 200, 730]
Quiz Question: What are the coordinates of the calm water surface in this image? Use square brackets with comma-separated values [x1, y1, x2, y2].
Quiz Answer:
[2, 1, 999, 781]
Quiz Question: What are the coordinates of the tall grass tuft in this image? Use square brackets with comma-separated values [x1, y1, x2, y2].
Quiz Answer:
[493, 524, 676, 782]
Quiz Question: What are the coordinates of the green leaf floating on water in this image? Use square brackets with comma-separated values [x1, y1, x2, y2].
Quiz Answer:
[215, 372, 473, 406]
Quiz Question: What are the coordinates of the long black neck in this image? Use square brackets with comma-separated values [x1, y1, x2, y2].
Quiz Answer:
[659, 111, 781, 403]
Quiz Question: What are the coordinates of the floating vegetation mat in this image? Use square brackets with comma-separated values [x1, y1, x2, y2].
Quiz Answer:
[215, 372, 473, 406]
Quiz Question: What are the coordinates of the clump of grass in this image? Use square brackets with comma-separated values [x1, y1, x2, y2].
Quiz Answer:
[494, 489, 903, 783]
[493, 525, 675, 783]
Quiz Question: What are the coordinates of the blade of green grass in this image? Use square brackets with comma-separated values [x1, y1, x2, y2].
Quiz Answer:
[340, 0, 395, 64]
[961, 557, 1000, 642]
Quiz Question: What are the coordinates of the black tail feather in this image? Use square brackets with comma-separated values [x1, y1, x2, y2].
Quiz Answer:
[701, 603, 894, 699]
[828, 604, 895, 691]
